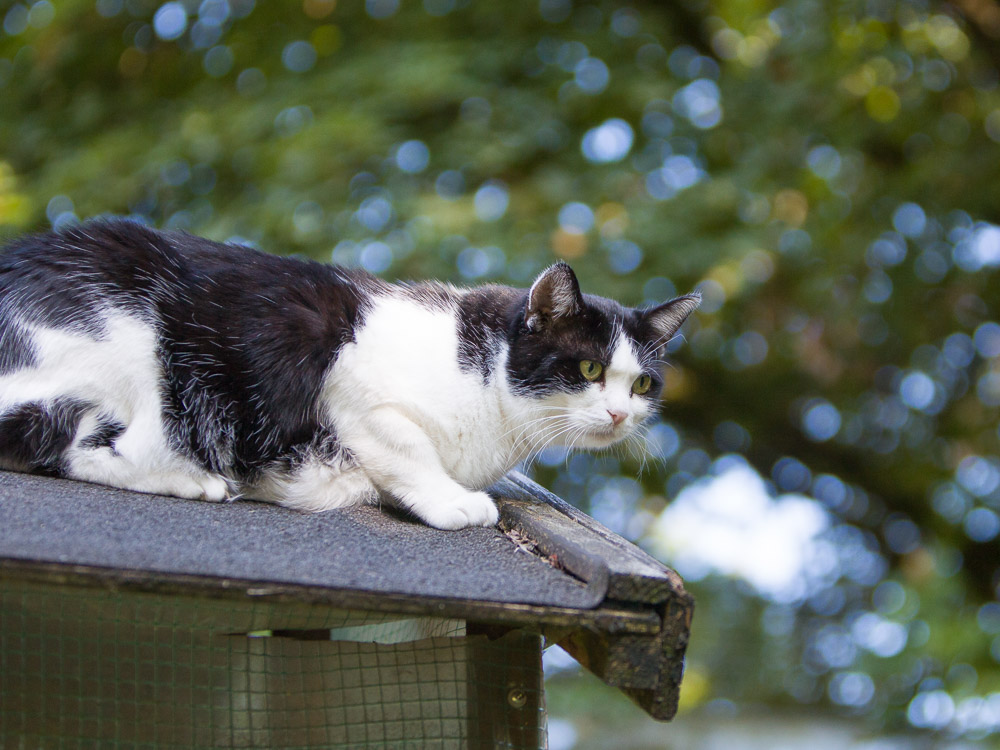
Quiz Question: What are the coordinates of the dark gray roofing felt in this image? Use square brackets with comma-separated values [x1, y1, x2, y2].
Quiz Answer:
[0, 470, 601, 609]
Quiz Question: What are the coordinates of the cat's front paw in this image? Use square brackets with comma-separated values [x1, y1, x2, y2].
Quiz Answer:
[418, 489, 499, 531]
[194, 473, 232, 502]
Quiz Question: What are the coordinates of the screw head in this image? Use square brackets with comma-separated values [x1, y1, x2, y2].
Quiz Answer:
[507, 688, 528, 709]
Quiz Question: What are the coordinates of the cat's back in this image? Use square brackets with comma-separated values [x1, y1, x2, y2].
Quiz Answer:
[0, 219, 225, 324]
[0, 219, 384, 323]
[0, 218, 196, 285]
[1, 218, 285, 296]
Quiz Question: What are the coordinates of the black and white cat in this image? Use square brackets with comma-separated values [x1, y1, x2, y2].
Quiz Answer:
[0, 219, 699, 530]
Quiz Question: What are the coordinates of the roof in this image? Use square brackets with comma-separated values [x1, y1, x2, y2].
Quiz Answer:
[0, 468, 692, 720]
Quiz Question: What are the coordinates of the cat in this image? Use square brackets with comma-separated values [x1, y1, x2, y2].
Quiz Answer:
[0, 218, 700, 530]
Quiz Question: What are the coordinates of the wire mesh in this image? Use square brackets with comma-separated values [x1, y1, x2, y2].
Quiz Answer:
[0, 576, 546, 749]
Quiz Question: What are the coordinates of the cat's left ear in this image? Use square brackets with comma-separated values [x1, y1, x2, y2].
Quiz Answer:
[525, 262, 584, 330]
[642, 293, 702, 347]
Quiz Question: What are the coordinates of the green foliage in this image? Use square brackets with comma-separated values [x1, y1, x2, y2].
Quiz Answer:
[4, 0, 1000, 740]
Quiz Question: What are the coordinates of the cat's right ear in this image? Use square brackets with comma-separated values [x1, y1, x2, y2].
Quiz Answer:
[642, 293, 702, 348]
[525, 262, 584, 330]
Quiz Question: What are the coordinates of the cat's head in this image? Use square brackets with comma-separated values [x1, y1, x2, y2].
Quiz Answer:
[506, 262, 700, 450]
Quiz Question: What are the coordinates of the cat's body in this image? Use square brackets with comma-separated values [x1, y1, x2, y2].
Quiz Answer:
[0, 219, 699, 529]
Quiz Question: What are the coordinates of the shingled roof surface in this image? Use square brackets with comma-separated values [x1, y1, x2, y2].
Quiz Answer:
[0, 471, 601, 609]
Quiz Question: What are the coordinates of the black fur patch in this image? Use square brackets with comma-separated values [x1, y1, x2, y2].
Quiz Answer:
[78, 416, 126, 452]
[505, 293, 625, 396]
[456, 285, 521, 380]
[0, 399, 88, 474]
[0, 322, 36, 375]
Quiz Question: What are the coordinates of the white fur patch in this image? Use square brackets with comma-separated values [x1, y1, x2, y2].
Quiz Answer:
[321, 295, 507, 526]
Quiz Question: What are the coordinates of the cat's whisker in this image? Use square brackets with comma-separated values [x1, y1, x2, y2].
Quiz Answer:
[503, 419, 577, 467]
[497, 412, 572, 441]
[620, 431, 649, 475]
[499, 407, 598, 455]
[499, 414, 573, 457]
[563, 427, 593, 466]
[520, 421, 582, 467]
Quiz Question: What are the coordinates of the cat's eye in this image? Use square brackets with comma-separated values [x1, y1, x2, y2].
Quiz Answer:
[632, 374, 652, 395]
[579, 360, 603, 381]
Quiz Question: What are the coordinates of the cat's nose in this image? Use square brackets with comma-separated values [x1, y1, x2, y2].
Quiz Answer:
[607, 409, 626, 426]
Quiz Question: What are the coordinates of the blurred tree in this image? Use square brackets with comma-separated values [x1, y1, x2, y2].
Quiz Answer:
[3, 0, 1000, 741]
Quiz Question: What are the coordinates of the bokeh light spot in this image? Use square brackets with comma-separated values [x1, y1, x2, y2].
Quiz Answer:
[965, 507, 1000, 543]
[96, 0, 123, 18]
[899, 371, 935, 411]
[863, 270, 893, 304]
[606, 240, 642, 274]
[282, 40, 317, 73]
[3, 4, 28, 35]
[28, 1, 54, 29]
[866, 234, 907, 268]
[730, 330, 769, 368]
[956, 455, 1000, 497]
[865, 86, 900, 122]
[893, 202, 926, 237]
[359, 241, 393, 273]
[673, 79, 722, 129]
[852, 612, 907, 657]
[303, 0, 336, 19]
[773, 456, 812, 492]
[456, 245, 505, 279]
[908, 690, 955, 730]
[203, 45, 234, 77]
[365, 0, 399, 19]
[806, 145, 841, 180]
[153, 2, 187, 41]
[829, 672, 875, 706]
[557, 202, 594, 234]
[538, 0, 571, 24]
[435, 170, 464, 200]
[274, 105, 313, 137]
[802, 400, 841, 442]
[645, 422, 680, 460]
[355, 195, 393, 232]
[395, 140, 430, 173]
[237, 68, 266, 97]
[581, 118, 633, 163]
[574, 57, 609, 94]
[474, 181, 509, 222]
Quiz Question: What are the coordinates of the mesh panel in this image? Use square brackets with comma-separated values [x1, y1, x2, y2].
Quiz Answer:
[1, 576, 546, 749]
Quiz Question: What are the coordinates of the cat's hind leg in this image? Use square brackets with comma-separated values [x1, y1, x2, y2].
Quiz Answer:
[61, 408, 233, 502]
[0, 314, 231, 501]
[66, 444, 232, 501]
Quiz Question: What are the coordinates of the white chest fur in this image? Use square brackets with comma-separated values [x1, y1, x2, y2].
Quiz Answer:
[323, 295, 518, 491]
